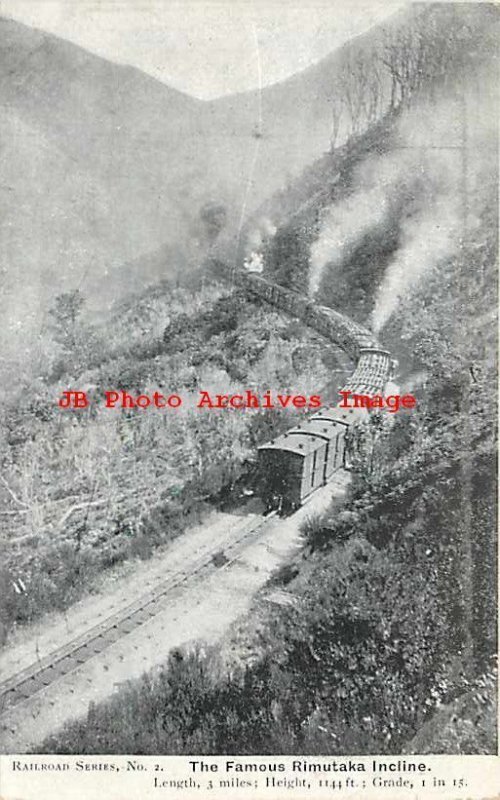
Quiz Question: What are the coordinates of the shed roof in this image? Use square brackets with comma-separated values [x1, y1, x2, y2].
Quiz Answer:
[310, 406, 368, 425]
[291, 418, 341, 440]
[258, 429, 327, 457]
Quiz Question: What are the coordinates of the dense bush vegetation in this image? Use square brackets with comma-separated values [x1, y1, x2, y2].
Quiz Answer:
[38, 149, 497, 754]
[0, 282, 344, 641]
[14, 6, 500, 752]
[39, 382, 497, 755]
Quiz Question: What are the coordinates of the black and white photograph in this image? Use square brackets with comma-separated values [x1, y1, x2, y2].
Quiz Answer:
[0, 0, 498, 794]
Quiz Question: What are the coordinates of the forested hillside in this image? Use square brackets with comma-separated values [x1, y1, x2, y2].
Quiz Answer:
[1, 2, 496, 368]
[39, 225, 497, 757]
[39, 175, 497, 754]
[0, 281, 348, 642]
[36, 4, 498, 755]
[0, 0, 494, 755]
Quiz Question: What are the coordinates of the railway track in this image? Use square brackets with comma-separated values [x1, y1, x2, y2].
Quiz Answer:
[0, 511, 277, 718]
[0, 271, 391, 737]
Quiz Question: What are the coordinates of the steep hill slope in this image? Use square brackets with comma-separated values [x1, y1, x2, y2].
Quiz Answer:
[0, 275, 351, 641]
[30, 3, 499, 756]
[0, 13, 341, 330]
[253, 76, 497, 335]
[4, 4, 495, 345]
[36, 95, 498, 753]
[0, 17, 208, 313]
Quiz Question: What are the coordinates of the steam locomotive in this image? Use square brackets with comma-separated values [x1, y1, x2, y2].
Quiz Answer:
[228, 267, 394, 512]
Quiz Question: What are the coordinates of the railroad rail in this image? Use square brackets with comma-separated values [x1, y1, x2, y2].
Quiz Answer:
[0, 266, 392, 731]
[0, 511, 277, 718]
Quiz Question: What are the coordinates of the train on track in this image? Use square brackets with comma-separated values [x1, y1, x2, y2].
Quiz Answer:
[256, 347, 393, 512]
[230, 269, 395, 512]
[256, 405, 364, 512]
[0, 268, 395, 722]
[232, 269, 377, 359]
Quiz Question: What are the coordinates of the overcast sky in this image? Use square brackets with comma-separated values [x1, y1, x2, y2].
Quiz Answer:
[0, 0, 405, 99]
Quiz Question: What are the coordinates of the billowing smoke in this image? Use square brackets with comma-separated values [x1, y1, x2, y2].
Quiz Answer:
[244, 251, 264, 273]
[309, 186, 390, 296]
[200, 201, 227, 244]
[370, 91, 493, 332]
[307, 144, 431, 298]
[308, 90, 488, 325]
[371, 194, 462, 332]
[245, 216, 276, 259]
[260, 217, 277, 238]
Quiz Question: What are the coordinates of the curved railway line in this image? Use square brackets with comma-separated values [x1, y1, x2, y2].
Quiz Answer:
[0, 511, 277, 718]
[0, 267, 392, 738]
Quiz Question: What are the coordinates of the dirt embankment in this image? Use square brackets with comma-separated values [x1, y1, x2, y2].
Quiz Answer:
[0, 474, 348, 752]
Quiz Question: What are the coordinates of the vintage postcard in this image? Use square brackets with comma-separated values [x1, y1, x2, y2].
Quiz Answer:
[0, 1, 498, 798]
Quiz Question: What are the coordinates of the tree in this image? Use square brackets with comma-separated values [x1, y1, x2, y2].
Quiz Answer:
[361, 52, 383, 124]
[49, 290, 85, 350]
[329, 82, 344, 151]
[380, 5, 486, 111]
[339, 49, 366, 136]
[334, 47, 386, 142]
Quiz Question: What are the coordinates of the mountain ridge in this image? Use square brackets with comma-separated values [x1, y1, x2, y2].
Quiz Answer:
[2, 3, 495, 345]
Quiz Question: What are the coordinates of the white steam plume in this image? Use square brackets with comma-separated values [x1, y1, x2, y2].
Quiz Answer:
[308, 143, 435, 298]
[371, 197, 461, 333]
[309, 187, 390, 297]
[309, 91, 486, 316]
[370, 93, 492, 332]
[245, 216, 276, 258]
[260, 216, 277, 238]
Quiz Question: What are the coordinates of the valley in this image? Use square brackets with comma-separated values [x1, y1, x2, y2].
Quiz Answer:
[0, 0, 497, 760]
